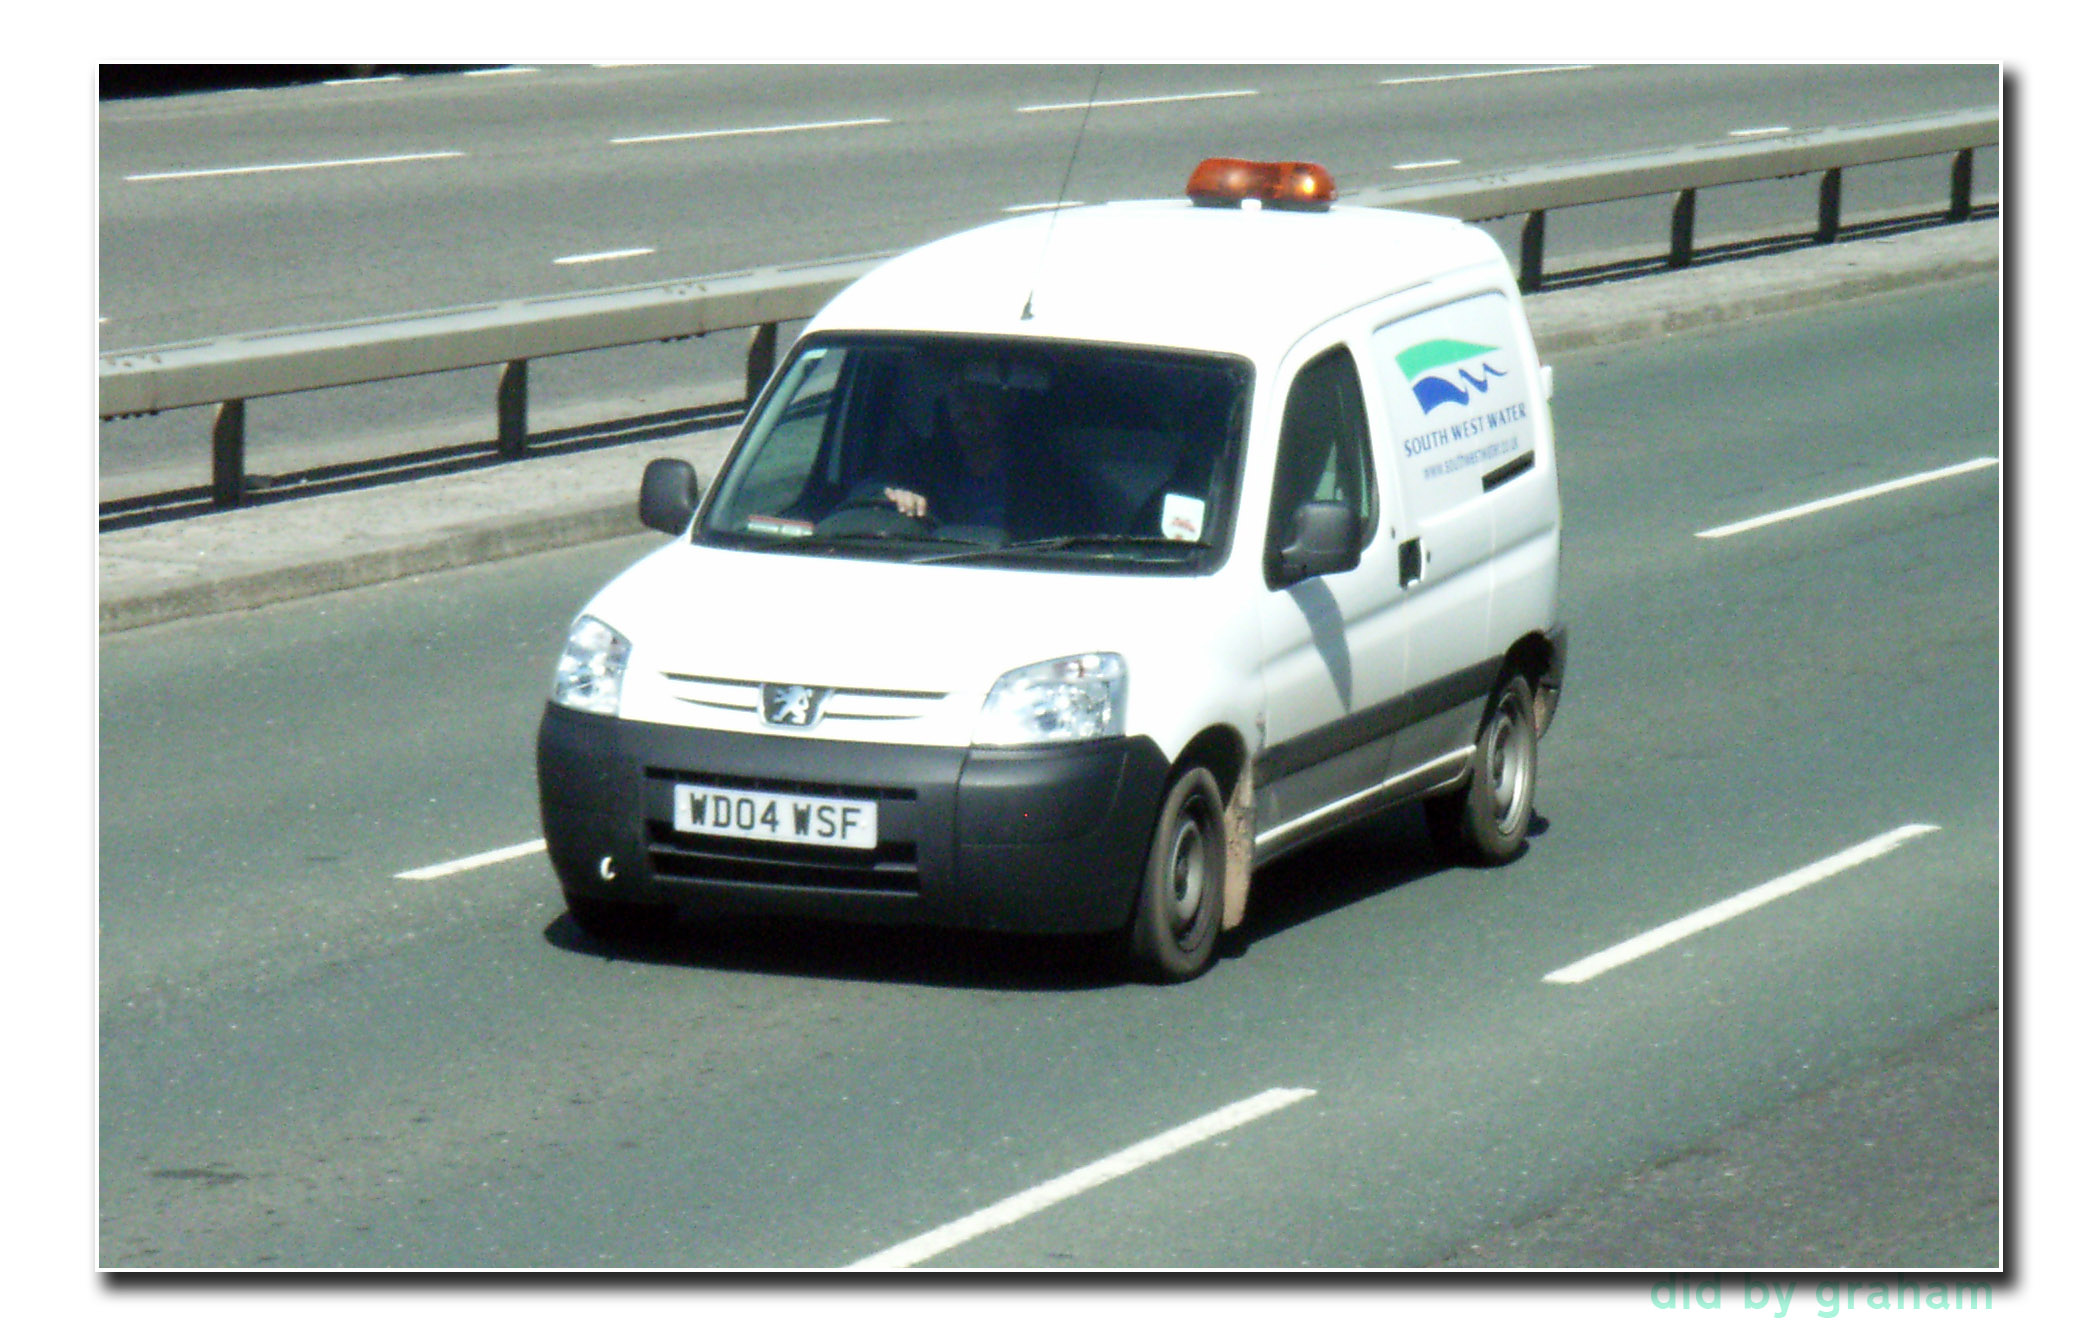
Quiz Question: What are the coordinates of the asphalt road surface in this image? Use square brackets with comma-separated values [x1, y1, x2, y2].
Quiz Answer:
[97, 277, 1998, 1268]
[96, 64, 1998, 500]
[98, 64, 1997, 345]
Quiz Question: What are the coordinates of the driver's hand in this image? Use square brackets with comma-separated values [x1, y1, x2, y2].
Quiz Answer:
[883, 487, 929, 518]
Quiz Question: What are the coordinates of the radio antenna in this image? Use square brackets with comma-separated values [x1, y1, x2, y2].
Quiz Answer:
[1020, 65, 1104, 322]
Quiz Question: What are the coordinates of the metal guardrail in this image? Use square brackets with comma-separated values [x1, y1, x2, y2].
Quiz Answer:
[99, 107, 1997, 515]
[1352, 107, 1995, 294]
[98, 254, 890, 511]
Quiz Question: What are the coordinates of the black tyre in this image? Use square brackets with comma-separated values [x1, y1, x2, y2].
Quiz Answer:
[1127, 766, 1226, 983]
[1426, 673, 1539, 866]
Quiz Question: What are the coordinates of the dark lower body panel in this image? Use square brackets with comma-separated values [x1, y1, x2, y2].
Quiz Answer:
[536, 705, 1170, 935]
[1247, 626, 1569, 866]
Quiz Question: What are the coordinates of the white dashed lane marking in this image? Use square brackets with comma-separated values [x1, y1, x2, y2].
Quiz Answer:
[609, 117, 891, 146]
[125, 150, 465, 183]
[848, 1087, 1318, 1269]
[1695, 457, 1998, 540]
[1543, 824, 1942, 985]
[1017, 89, 1257, 114]
[553, 247, 657, 266]
[396, 840, 546, 881]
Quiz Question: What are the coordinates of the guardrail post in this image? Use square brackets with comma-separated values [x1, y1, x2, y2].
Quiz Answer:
[211, 400, 247, 508]
[1816, 168, 1843, 243]
[1518, 211, 1546, 293]
[1950, 148, 1975, 221]
[746, 322, 778, 403]
[1669, 188, 1697, 269]
[497, 359, 528, 459]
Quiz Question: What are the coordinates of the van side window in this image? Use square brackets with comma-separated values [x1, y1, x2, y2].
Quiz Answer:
[1266, 345, 1377, 578]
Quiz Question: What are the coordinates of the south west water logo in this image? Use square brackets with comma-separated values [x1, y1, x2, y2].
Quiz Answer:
[1398, 338, 1507, 414]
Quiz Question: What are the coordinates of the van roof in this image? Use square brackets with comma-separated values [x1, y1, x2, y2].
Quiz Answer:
[805, 199, 1510, 366]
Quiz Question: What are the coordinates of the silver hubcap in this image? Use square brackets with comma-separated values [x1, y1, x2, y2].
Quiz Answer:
[1168, 814, 1207, 930]
[1485, 699, 1534, 834]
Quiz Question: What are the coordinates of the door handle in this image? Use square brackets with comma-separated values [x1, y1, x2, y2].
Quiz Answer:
[1398, 537, 1423, 587]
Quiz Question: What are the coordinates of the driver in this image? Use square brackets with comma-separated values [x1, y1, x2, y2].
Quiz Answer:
[882, 375, 1015, 528]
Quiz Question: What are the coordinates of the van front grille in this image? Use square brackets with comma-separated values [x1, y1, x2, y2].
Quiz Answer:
[659, 674, 948, 725]
[645, 824, 920, 894]
[644, 767, 915, 803]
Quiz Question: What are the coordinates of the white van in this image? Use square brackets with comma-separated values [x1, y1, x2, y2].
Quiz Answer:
[537, 159, 1567, 981]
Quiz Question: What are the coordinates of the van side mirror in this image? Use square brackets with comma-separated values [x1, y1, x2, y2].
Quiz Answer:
[1271, 500, 1361, 586]
[638, 458, 701, 534]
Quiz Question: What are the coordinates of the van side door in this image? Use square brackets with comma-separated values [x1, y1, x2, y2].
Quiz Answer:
[1251, 341, 1406, 855]
[1365, 286, 1544, 776]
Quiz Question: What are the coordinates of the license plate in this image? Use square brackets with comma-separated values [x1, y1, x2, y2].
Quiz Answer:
[672, 784, 879, 849]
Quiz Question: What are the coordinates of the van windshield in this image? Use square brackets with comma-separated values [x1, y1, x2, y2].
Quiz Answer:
[697, 335, 1251, 572]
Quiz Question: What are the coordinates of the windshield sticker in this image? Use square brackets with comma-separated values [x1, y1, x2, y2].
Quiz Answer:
[1397, 338, 1507, 414]
[746, 515, 814, 538]
[1160, 493, 1206, 542]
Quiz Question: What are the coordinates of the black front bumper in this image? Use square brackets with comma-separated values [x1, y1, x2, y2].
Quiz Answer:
[536, 705, 1170, 934]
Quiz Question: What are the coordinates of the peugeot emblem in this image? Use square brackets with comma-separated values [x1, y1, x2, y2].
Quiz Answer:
[760, 683, 830, 728]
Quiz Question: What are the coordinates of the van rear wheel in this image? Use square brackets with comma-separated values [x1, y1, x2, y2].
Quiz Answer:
[1426, 673, 1538, 866]
[1127, 766, 1226, 983]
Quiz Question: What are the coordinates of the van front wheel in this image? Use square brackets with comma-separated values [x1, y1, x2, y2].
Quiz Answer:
[1127, 766, 1226, 983]
[1427, 673, 1538, 866]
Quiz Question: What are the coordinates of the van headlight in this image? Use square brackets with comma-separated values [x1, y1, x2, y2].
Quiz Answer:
[552, 616, 631, 716]
[975, 653, 1127, 746]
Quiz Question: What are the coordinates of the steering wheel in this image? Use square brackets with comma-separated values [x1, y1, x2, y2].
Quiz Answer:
[814, 492, 934, 538]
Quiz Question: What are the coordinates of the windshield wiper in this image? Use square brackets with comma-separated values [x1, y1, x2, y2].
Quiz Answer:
[910, 534, 1212, 565]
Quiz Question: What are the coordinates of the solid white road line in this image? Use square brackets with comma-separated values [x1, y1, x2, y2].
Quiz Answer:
[553, 247, 656, 265]
[1392, 158, 1464, 172]
[610, 117, 891, 146]
[847, 1087, 1318, 1269]
[396, 839, 547, 881]
[1380, 65, 1593, 87]
[1695, 457, 1999, 539]
[125, 150, 465, 183]
[1729, 125, 1794, 138]
[1018, 89, 1257, 114]
[1543, 824, 1941, 985]
[465, 67, 539, 78]
[1002, 200, 1088, 213]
